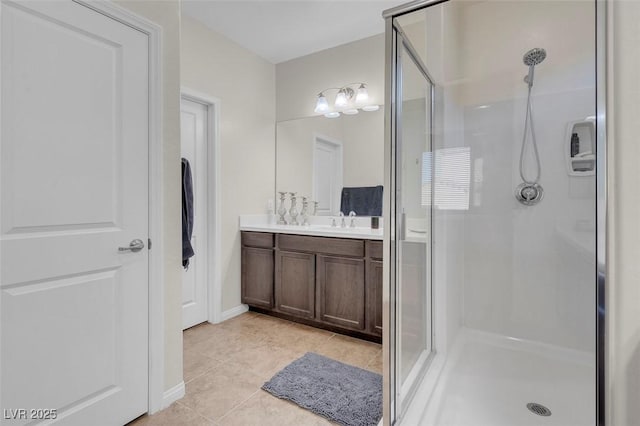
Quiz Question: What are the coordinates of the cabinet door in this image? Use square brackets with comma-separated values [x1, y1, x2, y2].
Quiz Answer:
[317, 255, 366, 330]
[241, 247, 274, 308]
[275, 250, 315, 319]
[368, 260, 383, 336]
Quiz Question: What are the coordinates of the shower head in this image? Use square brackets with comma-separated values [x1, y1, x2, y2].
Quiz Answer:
[523, 48, 547, 66]
[523, 48, 546, 88]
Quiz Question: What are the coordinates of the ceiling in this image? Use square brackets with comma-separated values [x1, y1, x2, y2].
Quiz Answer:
[181, 0, 404, 64]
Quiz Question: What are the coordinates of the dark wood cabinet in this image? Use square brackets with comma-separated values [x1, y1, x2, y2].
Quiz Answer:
[317, 255, 365, 330]
[367, 260, 383, 336]
[241, 231, 274, 249]
[241, 231, 383, 342]
[275, 250, 315, 319]
[278, 234, 364, 257]
[241, 246, 274, 308]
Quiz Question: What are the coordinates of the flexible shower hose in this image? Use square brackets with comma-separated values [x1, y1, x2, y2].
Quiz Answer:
[519, 84, 542, 184]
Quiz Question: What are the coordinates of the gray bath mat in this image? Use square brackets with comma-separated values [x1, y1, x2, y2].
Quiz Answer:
[261, 352, 382, 426]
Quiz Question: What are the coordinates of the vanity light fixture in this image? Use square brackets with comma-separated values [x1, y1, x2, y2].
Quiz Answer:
[314, 93, 329, 113]
[313, 82, 379, 118]
[334, 89, 350, 107]
[355, 84, 369, 104]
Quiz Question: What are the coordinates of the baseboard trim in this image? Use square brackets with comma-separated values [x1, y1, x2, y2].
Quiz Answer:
[161, 381, 185, 410]
[220, 304, 249, 322]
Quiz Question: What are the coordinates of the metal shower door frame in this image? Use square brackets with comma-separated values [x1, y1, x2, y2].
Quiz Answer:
[384, 10, 437, 425]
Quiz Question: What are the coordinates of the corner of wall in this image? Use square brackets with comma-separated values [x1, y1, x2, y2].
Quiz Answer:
[180, 16, 276, 313]
[607, 0, 640, 423]
[114, 0, 184, 395]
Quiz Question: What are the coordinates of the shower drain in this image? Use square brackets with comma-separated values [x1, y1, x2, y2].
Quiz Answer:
[527, 402, 552, 417]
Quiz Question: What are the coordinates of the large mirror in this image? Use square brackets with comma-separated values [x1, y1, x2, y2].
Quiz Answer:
[276, 108, 384, 216]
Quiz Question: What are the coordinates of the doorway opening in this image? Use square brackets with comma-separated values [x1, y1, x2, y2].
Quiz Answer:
[180, 89, 222, 329]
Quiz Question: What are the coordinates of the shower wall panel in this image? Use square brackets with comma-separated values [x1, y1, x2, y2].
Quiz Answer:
[462, 89, 595, 351]
[452, 1, 596, 351]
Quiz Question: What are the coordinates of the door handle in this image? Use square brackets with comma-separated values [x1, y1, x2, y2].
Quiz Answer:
[118, 239, 145, 253]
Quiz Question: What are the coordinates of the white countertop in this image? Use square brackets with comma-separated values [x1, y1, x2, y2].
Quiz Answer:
[239, 215, 383, 240]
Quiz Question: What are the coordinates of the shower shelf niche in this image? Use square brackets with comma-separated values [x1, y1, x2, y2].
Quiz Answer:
[566, 119, 596, 176]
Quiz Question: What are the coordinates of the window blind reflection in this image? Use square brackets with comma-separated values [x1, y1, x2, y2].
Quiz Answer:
[422, 147, 471, 210]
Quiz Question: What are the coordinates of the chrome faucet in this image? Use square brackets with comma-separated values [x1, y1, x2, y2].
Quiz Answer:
[339, 211, 346, 228]
[331, 217, 337, 227]
[349, 211, 357, 228]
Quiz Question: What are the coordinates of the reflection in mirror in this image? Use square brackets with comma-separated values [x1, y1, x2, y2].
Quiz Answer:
[276, 108, 384, 216]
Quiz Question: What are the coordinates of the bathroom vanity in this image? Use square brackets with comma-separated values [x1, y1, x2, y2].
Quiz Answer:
[240, 228, 383, 342]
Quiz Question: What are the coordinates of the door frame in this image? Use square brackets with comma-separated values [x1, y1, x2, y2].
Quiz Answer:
[180, 88, 223, 326]
[0, 0, 169, 416]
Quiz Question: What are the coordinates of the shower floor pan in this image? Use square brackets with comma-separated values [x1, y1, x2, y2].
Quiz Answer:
[420, 328, 595, 426]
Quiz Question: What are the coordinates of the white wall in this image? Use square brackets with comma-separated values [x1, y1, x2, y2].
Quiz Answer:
[435, 0, 598, 352]
[115, 0, 183, 393]
[461, 88, 595, 351]
[342, 110, 385, 188]
[180, 17, 276, 312]
[276, 34, 385, 122]
[454, 1, 595, 107]
[608, 0, 640, 423]
[438, 4, 466, 355]
[411, 0, 596, 353]
[436, 88, 466, 355]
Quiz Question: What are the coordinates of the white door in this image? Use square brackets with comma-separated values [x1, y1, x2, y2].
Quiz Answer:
[180, 97, 208, 330]
[1, 2, 149, 425]
[313, 137, 343, 215]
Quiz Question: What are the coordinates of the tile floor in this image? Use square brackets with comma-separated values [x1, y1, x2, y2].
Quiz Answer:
[129, 311, 382, 425]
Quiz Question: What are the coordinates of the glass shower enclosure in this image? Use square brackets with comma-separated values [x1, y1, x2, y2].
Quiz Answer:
[383, 1, 605, 425]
